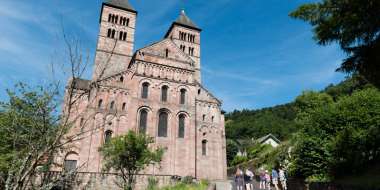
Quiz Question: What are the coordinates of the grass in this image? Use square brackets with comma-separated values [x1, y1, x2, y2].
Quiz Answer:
[159, 180, 209, 190]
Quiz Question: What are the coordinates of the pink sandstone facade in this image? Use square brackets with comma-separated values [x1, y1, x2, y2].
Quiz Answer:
[59, 0, 227, 183]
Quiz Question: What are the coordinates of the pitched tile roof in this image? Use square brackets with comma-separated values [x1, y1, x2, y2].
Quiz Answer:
[104, 0, 136, 13]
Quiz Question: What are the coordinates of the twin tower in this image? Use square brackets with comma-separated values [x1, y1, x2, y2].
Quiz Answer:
[93, 0, 202, 82]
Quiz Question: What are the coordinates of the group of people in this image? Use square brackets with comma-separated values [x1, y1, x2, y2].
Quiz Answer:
[234, 168, 255, 190]
[235, 167, 287, 190]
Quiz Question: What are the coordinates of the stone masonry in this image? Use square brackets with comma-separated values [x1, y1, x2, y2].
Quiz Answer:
[57, 0, 227, 184]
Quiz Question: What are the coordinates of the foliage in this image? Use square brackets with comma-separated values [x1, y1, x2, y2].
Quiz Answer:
[230, 156, 248, 166]
[99, 131, 164, 190]
[289, 88, 380, 180]
[290, 0, 380, 87]
[225, 103, 298, 141]
[0, 83, 62, 189]
[159, 180, 209, 190]
[226, 139, 239, 166]
[147, 177, 158, 190]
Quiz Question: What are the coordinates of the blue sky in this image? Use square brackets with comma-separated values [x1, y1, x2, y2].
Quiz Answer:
[0, 0, 345, 111]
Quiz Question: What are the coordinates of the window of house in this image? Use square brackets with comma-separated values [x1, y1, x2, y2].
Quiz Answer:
[141, 82, 149, 99]
[104, 130, 113, 143]
[139, 109, 148, 134]
[161, 85, 168, 102]
[202, 140, 207, 156]
[119, 31, 123, 40]
[178, 114, 185, 138]
[211, 116, 214, 123]
[202, 114, 206, 121]
[115, 15, 118, 23]
[120, 76, 124, 82]
[180, 89, 186, 104]
[98, 99, 103, 108]
[64, 160, 77, 173]
[198, 89, 201, 95]
[123, 32, 127, 41]
[122, 102, 126, 111]
[158, 112, 168, 137]
[165, 49, 169, 58]
[110, 101, 115, 110]
[111, 29, 116, 38]
[107, 29, 112, 38]
[108, 14, 112, 22]
[126, 18, 130, 26]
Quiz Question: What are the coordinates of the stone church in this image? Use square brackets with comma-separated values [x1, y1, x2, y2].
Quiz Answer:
[60, 0, 227, 182]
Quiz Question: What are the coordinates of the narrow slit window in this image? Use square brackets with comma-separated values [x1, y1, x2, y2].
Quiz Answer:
[202, 140, 207, 156]
[178, 114, 185, 138]
[158, 112, 168, 137]
[98, 99, 103, 108]
[180, 89, 186, 104]
[141, 82, 149, 99]
[161, 85, 168, 102]
[139, 109, 148, 134]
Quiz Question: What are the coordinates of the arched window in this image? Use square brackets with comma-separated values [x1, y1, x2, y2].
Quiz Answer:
[165, 49, 169, 58]
[139, 109, 148, 134]
[126, 18, 130, 26]
[178, 114, 185, 138]
[180, 89, 186, 104]
[110, 101, 115, 110]
[211, 116, 215, 123]
[107, 28, 111, 38]
[108, 14, 112, 22]
[123, 32, 127, 41]
[111, 29, 116, 38]
[202, 140, 207, 156]
[104, 130, 113, 143]
[120, 17, 123, 25]
[122, 103, 126, 111]
[202, 114, 206, 121]
[120, 76, 124, 82]
[64, 153, 78, 172]
[141, 82, 149, 99]
[161, 85, 168, 102]
[158, 112, 168, 137]
[119, 31, 123, 40]
[98, 99, 103, 108]
[115, 15, 118, 23]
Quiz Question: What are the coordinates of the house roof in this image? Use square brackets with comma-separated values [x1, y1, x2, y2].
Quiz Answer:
[257, 134, 281, 144]
[165, 10, 201, 38]
[69, 78, 91, 91]
[174, 10, 200, 30]
[104, 0, 137, 13]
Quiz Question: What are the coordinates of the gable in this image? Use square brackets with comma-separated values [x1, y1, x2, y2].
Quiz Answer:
[134, 39, 194, 70]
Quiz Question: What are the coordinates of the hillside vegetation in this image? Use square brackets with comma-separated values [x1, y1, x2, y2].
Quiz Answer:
[225, 75, 380, 183]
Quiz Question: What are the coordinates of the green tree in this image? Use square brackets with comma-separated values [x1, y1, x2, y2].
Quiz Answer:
[290, 0, 380, 87]
[290, 88, 380, 180]
[0, 84, 62, 190]
[99, 131, 164, 190]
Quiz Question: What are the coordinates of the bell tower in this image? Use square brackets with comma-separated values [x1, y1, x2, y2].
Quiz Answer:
[165, 10, 202, 83]
[92, 0, 137, 80]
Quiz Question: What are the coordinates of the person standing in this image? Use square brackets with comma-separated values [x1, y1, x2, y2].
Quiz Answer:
[235, 168, 244, 190]
[271, 169, 279, 190]
[279, 167, 287, 190]
[245, 168, 254, 190]
[265, 170, 271, 190]
[259, 169, 266, 189]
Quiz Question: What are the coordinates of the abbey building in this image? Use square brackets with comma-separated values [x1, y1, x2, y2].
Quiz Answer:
[60, 0, 227, 182]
